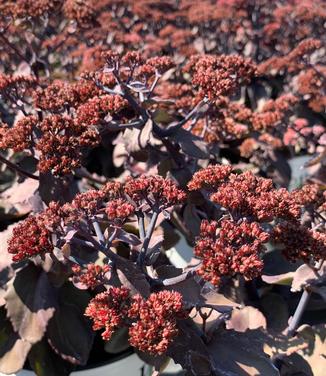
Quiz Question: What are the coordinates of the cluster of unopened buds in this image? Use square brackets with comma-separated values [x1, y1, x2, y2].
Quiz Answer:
[85, 288, 187, 355]
[188, 165, 326, 284]
[71, 264, 110, 289]
[194, 219, 269, 285]
[7, 174, 186, 262]
[6, 165, 325, 355]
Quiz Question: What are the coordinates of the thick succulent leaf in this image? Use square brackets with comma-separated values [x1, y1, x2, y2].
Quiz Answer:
[173, 128, 209, 159]
[291, 264, 326, 292]
[0, 307, 31, 374]
[167, 319, 215, 376]
[104, 327, 130, 354]
[115, 254, 151, 297]
[310, 285, 326, 301]
[166, 277, 203, 308]
[46, 283, 94, 365]
[135, 350, 169, 372]
[0, 224, 15, 291]
[121, 128, 142, 154]
[5, 264, 56, 343]
[268, 149, 291, 188]
[113, 142, 127, 167]
[115, 228, 142, 247]
[226, 306, 267, 332]
[207, 328, 280, 376]
[39, 173, 78, 204]
[153, 109, 173, 124]
[28, 338, 74, 376]
[201, 287, 241, 318]
[265, 325, 326, 376]
[292, 324, 326, 376]
[260, 293, 289, 332]
[0, 178, 39, 216]
[262, 249, 302, 276]
[261, 272, 294, 286]
[139, 119, 153, 148]
[183, 204, 202, 238]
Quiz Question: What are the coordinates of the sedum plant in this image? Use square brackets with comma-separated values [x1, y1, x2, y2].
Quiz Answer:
[0, 1, 325, 375]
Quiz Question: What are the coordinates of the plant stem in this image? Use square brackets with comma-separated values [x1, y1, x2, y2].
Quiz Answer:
[91, 221, 118, 265]
[0, 32, 30, 65]
[0, 153, 39, 180]
[92, 220, 106, 246]
[138, 212, 145, 240]
[149, 264, 201, 287]
[137, 211, 159, 267]
[288, 288, 311, 336]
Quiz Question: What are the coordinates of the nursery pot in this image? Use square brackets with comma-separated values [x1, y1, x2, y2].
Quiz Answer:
[0, 351, 147, 376]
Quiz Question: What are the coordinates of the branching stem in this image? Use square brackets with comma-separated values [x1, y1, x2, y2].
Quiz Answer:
[137, 211, 159, 267]
[287, 288, 311, 336]
[0, 153, 39, 180]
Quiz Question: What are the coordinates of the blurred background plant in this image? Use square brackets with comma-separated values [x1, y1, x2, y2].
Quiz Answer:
[0, 1, 325, 375]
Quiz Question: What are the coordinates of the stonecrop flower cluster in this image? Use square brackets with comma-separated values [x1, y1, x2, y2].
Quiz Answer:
[85, 288, 186, 355]
[7, 175, 186, 262]
[194, 219, 269, 286]
[189, 165, 326, 285]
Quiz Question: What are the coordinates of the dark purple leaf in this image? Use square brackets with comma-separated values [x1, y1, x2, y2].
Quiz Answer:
[5, 264, 57, 343]
[28, 338, 74, 376]
[46, 283, 94, 365]
[0, 307, 32, 374]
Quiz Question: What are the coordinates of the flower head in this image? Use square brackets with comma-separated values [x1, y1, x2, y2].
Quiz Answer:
[195, 219, 269, 285]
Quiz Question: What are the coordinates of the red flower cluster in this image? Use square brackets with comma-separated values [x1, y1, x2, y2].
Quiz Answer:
[258, 38, 322, 76]
[85, 286, 131, 341]
[102, 181, 124, 199]
[7, 202, 61, 262]
[273, 222, 326, 263]
[85, 288, 186, 355]
[101, 50, 174, 80]
[297, 68, 326, 113]
[185, 55, 256, 100]
[292, 184, 323, 207]
[143, 56, 175, 75]
[36, 114, 99, 175]
[62, 189, 105, 222]
[195, 219, 269, 285]
[124, 175, 186, 209]
[188, 164, 233, 191]
[0, 74, 37, 100]
[33, 80, 99, 112]
[0, 0, 61, 18]
[7, 216, 52, 262]
[0, 115, 37, 152]
[190, 167, 301, 221]
[72, 263, 110, 289]
[63, 0, 97, 27]
[251, 95, 298, 131]
[76, 94, 129, 126]
[128, 290, 185, 355]
[1, 112, 100, 175]
[209, 171, 300, 221]
[105, 199, 136, 222]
